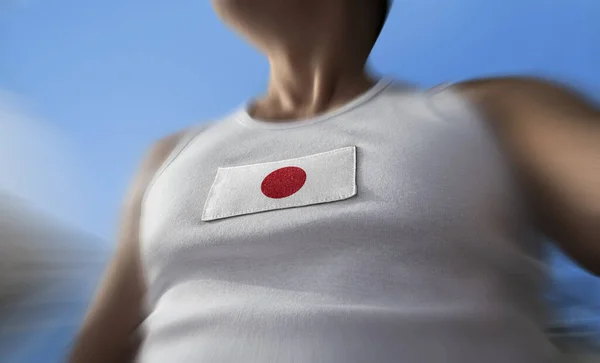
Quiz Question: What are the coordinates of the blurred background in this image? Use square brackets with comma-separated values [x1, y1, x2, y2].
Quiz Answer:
[0, 0, 598, 362]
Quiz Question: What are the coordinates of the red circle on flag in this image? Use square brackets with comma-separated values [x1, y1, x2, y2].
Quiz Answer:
[261, 166, 307, 199]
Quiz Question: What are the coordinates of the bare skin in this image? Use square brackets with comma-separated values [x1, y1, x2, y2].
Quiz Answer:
[67, 131, 186, 363]
[212, 0, 384, 121]
[68, 1, 599, 362]
[455, 77, 600, 275]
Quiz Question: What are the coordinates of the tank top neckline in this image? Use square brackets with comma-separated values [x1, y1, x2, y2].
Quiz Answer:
[235, 78, 395, 130]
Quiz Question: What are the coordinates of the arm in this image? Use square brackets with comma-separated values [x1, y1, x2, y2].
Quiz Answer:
[67, 131, 186, 363]
[456, 76, 600, 276]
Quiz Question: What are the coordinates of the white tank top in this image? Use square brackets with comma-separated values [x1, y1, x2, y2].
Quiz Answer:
[137, 79, 556, 363]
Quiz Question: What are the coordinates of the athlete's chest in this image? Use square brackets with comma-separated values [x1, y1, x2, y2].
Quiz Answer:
[140, 102, 519, 274]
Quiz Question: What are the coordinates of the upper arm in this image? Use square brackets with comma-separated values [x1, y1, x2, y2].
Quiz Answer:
[454, 76, 600, 276]
[68, 131, 186, 363]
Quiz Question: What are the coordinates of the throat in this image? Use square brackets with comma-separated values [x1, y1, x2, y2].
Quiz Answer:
[250, 73, 378, 123]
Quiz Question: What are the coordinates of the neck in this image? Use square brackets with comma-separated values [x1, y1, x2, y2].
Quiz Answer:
[251, 38, 377, 121]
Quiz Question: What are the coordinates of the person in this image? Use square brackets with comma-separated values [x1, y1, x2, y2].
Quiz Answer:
[68, 1, 600, 362]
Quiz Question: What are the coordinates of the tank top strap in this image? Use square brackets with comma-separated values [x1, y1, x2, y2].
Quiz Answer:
[141, 122, 214, 212]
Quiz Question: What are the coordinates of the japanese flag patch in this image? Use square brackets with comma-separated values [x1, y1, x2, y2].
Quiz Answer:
[201, 146, 357, 221]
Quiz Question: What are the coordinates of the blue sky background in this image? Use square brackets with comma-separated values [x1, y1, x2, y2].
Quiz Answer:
[0, 0, 599, 362]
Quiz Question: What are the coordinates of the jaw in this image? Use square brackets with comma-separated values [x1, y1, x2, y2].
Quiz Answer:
[211, 0, 343, 55]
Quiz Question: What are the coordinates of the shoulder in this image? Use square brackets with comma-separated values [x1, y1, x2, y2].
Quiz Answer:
[451, 75, 564, 94]
[143, 131, 189, 172]
[448, 75, 591, 114]
[431, 76, 600, 136]
[130, 121, 215, 204]
[125, 129, 193, 207]
[137, 130, 189, 183]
